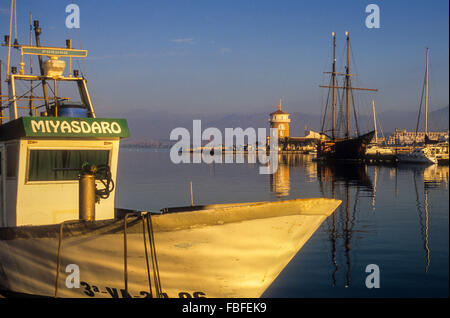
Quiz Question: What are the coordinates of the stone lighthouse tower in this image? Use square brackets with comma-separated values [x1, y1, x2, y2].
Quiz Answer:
[269, 99, 291, 139]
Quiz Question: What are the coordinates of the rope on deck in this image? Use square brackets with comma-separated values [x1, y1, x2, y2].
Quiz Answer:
[145, 212, 162, 297]
[124, 212, 162, 298]
[54, 222, 64, 298]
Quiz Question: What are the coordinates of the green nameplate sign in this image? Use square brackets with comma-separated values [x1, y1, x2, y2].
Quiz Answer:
[21, 117, 129, 138]
[21, 46, 88, 58]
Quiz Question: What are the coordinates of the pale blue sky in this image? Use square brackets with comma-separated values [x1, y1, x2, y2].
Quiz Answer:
[1, 0, 448, 117]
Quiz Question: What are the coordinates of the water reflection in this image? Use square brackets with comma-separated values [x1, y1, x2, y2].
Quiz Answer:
[393, 164, 447, 273]
[267, 154, 448, 286]
[423, 165, 449, 189]
[317, 162, 371, 288]
[269, 154, 313, 197]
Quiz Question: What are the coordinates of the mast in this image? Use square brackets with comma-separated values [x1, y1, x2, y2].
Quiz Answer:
[33, 20, 50, 114]
[6, 0, 13, 79]
[345, 31, 351, 138]
[425, 48, 429, 136]
[332, 32, 336, 140]
[372, 100, 378, 144]
[29, 11, 34, 116]
[319, 31, 378, 139]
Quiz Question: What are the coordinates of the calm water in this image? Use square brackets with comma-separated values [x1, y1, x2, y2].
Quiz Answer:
[115, 149, 449, 298]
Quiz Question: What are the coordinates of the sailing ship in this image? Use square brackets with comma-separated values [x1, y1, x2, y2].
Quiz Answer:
[318, 32, 376, 161]
[0, 6, 341, 298]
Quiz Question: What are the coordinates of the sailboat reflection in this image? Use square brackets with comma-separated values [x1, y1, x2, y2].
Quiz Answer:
[412, 167, 431, 272]
[317, 162, 373, 287]
[397, 164, 448, 273]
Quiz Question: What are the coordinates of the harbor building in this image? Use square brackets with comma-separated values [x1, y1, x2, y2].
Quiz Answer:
[269, 100, 291, 138]
[386, 129, 449, 145]
[267, 101, 320, 152]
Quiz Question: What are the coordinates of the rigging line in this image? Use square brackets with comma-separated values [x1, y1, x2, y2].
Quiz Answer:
[321, 76, 332, 133]
[1, 81, 43, 109]
[69, 0, 86, 78]
[76, 29, 87, 79]
[377, 113, 388, 145]
[414, 70, 427, 145]
[350, 82, 360, 135]
[123, 214, 131, 294]
[141, 214, 153, 298]
[350, 40, 374, 132]
[336, 78, 345, 137]
[147, 213, 162, 298]
[54, 221, 64, 298]
[413, 171, 429, 272]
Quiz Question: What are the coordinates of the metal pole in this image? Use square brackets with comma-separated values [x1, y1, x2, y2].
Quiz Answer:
[79, 172, 96, 221]
[332, 32, 336, 140]
[6, 0, 13, 78]
[33, 20, 50, 114]
[425, 48, 429, 136]
[29, 11, 34, 116]
[345, 31, 350, 138]
[372, 100, 378, 144]
[190, 181, 194, 206]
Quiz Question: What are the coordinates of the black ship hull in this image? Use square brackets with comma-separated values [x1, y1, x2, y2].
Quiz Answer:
[319, 131, 375, 161]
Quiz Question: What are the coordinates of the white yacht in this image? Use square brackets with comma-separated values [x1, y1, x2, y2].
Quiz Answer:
[397, 147, 437, 164]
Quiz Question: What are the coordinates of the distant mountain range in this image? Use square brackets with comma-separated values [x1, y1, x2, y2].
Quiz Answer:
[118, 106, 449, 143]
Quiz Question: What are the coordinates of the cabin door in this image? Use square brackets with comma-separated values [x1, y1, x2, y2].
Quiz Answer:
[0, 144, 4, 227]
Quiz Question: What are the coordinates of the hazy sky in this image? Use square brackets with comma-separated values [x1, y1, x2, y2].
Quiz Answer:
[1, 0, 449, 117]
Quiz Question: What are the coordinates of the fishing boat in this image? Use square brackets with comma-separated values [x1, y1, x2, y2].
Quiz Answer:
[318, 32, 377, 161]
[397, 48, 439, 165]
[0, 9, 341, 298]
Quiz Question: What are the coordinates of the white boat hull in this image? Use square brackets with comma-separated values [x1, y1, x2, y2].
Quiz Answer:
[0, 198, 341, 298]
[397, 153, 437, 164]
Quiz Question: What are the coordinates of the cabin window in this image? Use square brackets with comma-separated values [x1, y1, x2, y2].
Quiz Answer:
[27, 149, 110, 181]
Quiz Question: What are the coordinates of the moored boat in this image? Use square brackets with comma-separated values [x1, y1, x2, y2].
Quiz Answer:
[0, 8, 341, 298]
[397, 48, 443, 166]
[317, 32, 377, 161]
[397, 147, 437, 164]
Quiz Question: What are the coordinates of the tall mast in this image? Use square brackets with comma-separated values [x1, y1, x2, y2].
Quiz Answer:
[425, 47, 429, 136]
[319, 31, 378, 138]
[33, 20, 50, 114]
[29, 11, 34, 116]
[331, 32, 336, 140]
[372, 100, 377, 144]
[345, 31, 351, 138]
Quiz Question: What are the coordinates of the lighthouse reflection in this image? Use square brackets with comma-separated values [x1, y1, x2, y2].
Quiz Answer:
[269, 154, 315, 198]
